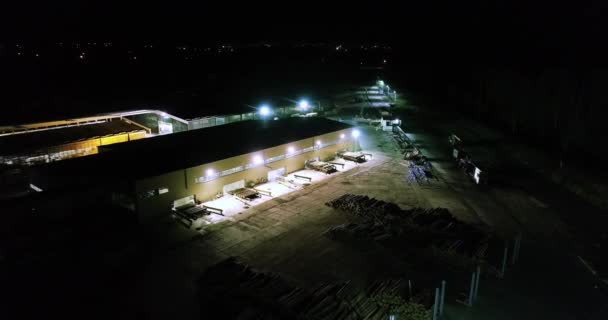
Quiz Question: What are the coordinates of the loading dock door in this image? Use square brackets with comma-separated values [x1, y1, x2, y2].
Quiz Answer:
[223, 179, 245, 195]
[267, 167, 285, 182]
[173, 195, 195, 209]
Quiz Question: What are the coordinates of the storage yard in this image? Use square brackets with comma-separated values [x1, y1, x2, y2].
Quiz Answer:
[124, 99, 608, 319]
[3, 83, 608, 320]
[130, 122, 519, 319]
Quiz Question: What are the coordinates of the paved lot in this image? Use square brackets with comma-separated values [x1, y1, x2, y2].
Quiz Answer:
[132, 127, 432, 319]
[130, 111, 608, 319]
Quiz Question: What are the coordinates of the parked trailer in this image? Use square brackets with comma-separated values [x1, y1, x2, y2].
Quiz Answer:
[337, 151, 368, 163]
[172, 202, 211, 226]
[307, 161, 338, 174]
[231, 188, 261, 201]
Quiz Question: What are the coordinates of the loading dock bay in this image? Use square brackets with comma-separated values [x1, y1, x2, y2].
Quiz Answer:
[180, 155, 364, 231]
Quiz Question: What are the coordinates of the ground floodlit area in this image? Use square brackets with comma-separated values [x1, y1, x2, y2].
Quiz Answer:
[134, 119, 608, 320]
[189, 156, 364, 229]
[253, 181, 295, 198]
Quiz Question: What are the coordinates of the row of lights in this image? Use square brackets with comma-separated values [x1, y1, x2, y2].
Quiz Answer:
[203, 129, 360, 178]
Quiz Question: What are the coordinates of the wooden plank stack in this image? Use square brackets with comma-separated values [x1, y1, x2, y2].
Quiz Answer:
[197, 258, 432, 320]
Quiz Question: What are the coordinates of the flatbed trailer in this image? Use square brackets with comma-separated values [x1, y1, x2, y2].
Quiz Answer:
[172, 202, 210, 226]
[338, 151, 370, 163]
[307, 160, 338, 174]
[231, 188, 261, 201]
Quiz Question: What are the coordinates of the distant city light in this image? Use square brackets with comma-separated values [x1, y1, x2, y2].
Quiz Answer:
[206, 168, 215, 177]
[352, 129, 360, 138]
[287, 146, 295, 154]
[259, 105, 271, 116]
[253, 155, 264, 165]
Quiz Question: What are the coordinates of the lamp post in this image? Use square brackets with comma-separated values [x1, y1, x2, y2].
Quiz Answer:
[298, 100, 309, 112]
[259, 105, 271, 117]
[352, 129, 361, 152]
[280, 97, 320, 115]
[246, 104, 272, 120]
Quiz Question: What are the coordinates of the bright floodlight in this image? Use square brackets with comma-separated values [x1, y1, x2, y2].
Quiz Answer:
[316, 140, 322, 146]
[299, 100, 309, 110]
[259, 105, 271, 116]
[253, 155, 264, 165]
[287, 146, 295, 154]
[206, 168, 215, 177]
[340, 133, 345, 139]
[352, 129, 360, 138]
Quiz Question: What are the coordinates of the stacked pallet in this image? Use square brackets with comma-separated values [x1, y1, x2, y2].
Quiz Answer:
[197, 258, 432, 320]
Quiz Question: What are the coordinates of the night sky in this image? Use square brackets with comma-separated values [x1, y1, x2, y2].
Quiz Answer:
[4, 1, 606, 47]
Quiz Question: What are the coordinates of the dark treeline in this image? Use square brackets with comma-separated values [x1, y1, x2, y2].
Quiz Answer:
[384, 0, 608, 170]
[392, 60, 608, 170]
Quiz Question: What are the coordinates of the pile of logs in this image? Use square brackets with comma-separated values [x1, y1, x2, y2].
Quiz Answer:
[393, 132, 413, 150]
[198, 257, 432, 320]
[366, 280, 432, 319]
[392, 131, 434, 183]
[407, 163, 430, 184]
[325, 194, 491, 261]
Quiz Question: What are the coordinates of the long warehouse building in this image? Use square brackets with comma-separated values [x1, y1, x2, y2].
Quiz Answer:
[32, 118, 355, 221]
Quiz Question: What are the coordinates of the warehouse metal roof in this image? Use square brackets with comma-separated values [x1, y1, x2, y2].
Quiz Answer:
[32, 118, 353, 187]
[0, 120, 147, 155]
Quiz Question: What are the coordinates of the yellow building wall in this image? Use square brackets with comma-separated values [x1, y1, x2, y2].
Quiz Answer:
[128, 131, 146, 141]
[36, 130, 147, 162]
[134, 128, 353, 221]
[99, 133, 130, 145]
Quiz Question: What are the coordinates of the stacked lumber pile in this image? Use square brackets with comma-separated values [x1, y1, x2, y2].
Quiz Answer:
[364, 279, 431, 319]
[407, 162, 430, 184]
[392, 131, 434, 182]
[392, 131, 414, 151]
[197, 258, 432, 320]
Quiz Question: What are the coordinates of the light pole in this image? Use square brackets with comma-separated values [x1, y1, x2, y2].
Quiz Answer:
[280, 97, 320, 114]
[298, 100, 309, 112]
[246, 104, 272, 120]
[259, 105, 271, 118]
[352, 129, 361, 152]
